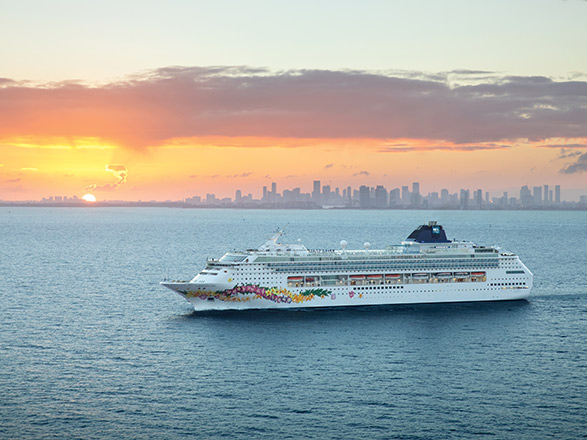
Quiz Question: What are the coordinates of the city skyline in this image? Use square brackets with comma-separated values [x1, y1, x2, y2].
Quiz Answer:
[19, 179, 586, 209]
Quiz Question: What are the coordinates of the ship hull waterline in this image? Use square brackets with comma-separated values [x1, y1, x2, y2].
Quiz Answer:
[161, 281, 530, 312]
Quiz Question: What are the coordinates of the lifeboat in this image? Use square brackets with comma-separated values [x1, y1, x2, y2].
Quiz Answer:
[385, 274, 400, 278]
[454, 272, 469, 278]
[471, 272, 486, 276]
[288, 276, 303, 281]
[350, 275, 365, 279]
[305, 277, 316, 282]
[367, 275, 382, 279]
[436, 272, 452, 278]
[412, 273, 429, 279]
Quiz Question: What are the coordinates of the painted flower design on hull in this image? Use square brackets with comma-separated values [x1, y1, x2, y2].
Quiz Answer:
[181, 284, 332, 304]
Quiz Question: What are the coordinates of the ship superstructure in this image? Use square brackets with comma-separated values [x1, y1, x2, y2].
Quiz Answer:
[161, 222, 532, 310]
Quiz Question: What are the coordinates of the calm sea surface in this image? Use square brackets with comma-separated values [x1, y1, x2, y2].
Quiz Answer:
[1, 208, 586, 439]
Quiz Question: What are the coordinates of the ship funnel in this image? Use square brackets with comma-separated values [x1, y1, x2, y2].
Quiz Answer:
[340, 240, 348, 250]
[364, 242, 371, 249]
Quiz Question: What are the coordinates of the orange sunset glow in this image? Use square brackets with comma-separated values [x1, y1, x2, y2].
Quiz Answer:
[1, 64, 587, 204]
[1, 133, 584, 201]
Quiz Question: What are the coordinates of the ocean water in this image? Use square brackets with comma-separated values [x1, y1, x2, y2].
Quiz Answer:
[1, 208, 586, 440]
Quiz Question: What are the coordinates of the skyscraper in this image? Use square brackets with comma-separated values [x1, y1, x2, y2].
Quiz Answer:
[533, 186, 542, 204]
[441, 189, 449, 204]
[312, 180, 321, 203]
[389, 188, 400, 206]
[460, 189, 469, 210]
[359, 185, 370, 208]
[520, 186, 532, 206]
[555, 185, 561, 203]
[322, 185, 331, 205]
[411, 182, 421, 207]
[374, 185, 388, 208]
[474, 189, 483, 207]
[401, 186, 409, 205]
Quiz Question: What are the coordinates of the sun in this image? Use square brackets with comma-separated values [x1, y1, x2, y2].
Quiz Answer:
[82, 194, 97, 202]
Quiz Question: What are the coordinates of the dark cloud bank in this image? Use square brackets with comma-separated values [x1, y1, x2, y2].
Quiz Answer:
[1, 66, 587, 169]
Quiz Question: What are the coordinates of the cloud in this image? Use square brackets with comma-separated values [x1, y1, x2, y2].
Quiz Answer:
[226, 172, 253, 178]
[1, 66, 586, 149]
[379, 144, 512, 153]
[0, 78, 18, 87]
[560, 152, 587, 174]
[449, 69, 495, 75]
[5, 178, 21, 183]
[558, 149, 583, 159]
[539, 143, 587, 149]
[324, 163, 334, 169]
[106, 164, 127, 182]
[353, 171, 370, 176]
[85, 163, 127, 192]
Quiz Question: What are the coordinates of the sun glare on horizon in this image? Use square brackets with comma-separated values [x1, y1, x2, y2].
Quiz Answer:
[82, 194, 97, 202]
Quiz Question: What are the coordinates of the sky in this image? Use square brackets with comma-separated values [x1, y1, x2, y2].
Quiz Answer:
[1, 0, 587, 201]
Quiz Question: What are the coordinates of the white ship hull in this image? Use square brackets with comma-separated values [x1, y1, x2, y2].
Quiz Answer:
[166, 286, 530, 311]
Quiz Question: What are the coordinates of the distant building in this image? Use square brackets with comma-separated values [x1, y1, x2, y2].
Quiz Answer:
[533, 186, 542, 205]
[474, 189, 483, 208]
[520, 186, 532, 207]
[359, 185, 371, 208]
[410, 182, 420, 207]
[440, 189, 449, 205]
[389, 188, 400, 206]
[401, 186, 409, 205]
[312, 180, 321, 203]
[322, 185, 331, 205]
[374, 185, 388, 208]
[460, 189, 469, 210]
[185, 195, 201, 205]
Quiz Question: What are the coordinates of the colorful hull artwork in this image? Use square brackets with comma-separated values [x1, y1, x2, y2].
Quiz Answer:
[179, 284, 333, 304]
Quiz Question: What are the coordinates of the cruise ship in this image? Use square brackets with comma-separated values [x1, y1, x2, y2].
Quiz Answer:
[161, 222, 532, 311]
